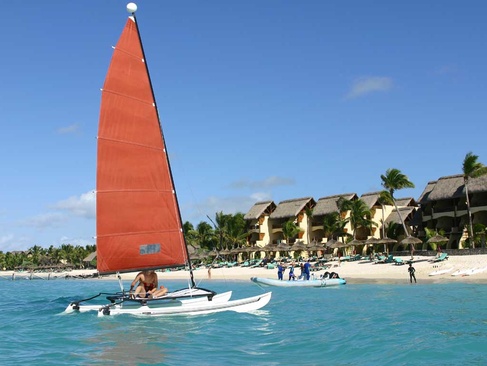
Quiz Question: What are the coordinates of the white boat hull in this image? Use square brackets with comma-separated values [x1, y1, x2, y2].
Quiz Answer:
[452, 267, 487, 276]
[96, 292, 272, 317]
[65, 290, 233, 314]
[428, 267, 454, 276]
[251, 277, 346, 287]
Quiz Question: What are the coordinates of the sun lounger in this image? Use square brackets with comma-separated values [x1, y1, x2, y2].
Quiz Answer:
[374, 255, 386, 264]
[393, 258, 405, 265]
[433, 253, 449, 262]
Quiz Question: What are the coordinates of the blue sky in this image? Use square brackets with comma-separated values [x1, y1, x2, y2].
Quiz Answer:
[1, 1, 486, 251]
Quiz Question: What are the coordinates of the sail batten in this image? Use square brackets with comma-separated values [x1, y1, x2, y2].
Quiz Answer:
[101, 89, 155, 106]
[96, 15, 188, 275]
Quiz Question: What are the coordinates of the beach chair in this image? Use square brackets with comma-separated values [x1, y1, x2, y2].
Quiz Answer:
[433, 253, 449, 262]
[249, 259, 262, 268]
[393, 258, 404, 265]
[374, 255, 386, 264]
[384, 255, 394, 263]
[350, 254, 361, 261]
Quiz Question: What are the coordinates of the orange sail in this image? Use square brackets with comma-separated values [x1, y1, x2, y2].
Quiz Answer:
[96, 16, 188, 274]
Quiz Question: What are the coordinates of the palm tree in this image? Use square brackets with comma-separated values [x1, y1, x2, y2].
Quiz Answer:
[195, 221, 215, 249]
[282, 220, 302, 244]
[462, 152, 487, 248]
[381, 168, 416, 257]
[322, 212, 342, 240]
[305, 207, 313, 244]
[380, 168, 415, 236]
[225, 213, 248, 249]
[337, 198, 376, 240]
[377, 190, 394, 239]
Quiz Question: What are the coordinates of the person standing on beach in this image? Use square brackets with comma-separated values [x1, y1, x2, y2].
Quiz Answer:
[288, 263, 296, 280]
[277, 262, 284, 280]
[303, 259, 311, 280]
[408, 263, 417, 283]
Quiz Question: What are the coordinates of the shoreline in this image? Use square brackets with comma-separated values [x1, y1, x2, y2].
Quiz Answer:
[2, 254, 487, 285]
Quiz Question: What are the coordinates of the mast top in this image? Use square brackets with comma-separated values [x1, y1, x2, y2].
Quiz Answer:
[126, 2, 137, 14]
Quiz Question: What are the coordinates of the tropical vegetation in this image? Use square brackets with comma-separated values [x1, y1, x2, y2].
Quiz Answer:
[462, 152, 487, 248]
[0, 244, 96, 271]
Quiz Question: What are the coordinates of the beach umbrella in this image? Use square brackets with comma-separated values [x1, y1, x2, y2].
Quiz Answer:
[400, 236, 422, 245]
[377, 237, 397, 254]
[427, 234, 449, 251]
[325, 239, 338, 248]
[427, 235, 449, 244]
[277, 242, 292, 251]
[400, 236, 422, 258]
[290, 242, 308, 252]
[326, 239, 348, 249]
[243, 246, 259, 253]
[263, 243, 278, 252]
[307, 242, 325, 252]
[365, 237, 380, 245]
[348, 239, 365, 246]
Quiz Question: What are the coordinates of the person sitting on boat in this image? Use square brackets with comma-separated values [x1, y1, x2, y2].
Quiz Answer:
[129, 270, 167, 298]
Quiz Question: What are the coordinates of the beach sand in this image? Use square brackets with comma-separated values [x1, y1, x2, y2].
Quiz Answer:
[3, 254, 487, 284]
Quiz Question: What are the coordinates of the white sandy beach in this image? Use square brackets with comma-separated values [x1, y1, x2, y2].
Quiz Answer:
[3, 254, 487, 284]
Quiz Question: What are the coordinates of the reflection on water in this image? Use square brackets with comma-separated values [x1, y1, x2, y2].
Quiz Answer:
[84, 320, 169, 365]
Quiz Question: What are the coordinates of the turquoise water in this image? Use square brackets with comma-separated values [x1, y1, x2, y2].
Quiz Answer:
[1, 278, 486, 365]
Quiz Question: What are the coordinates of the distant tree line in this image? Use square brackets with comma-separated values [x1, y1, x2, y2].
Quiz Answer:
[0, 244, 96, 271]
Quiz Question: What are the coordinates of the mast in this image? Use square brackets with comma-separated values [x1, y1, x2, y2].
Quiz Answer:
[127, 3, 195, 287]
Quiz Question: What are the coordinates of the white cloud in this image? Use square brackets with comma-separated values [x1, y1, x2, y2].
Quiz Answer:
[346, 76, 393, 99]
[182, 193, 272, 224]
[57, 123, 80, 134]
[228, 176, 295, 190]
[0, 233, 34, 252]
[51, 191, 96, 219]
[58, 236, 95, 247]
[435, 65, 456, 75]
[21, 212, 66, 229]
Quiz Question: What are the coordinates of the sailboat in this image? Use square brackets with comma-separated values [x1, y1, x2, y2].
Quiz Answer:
[65, 3, 271, 316]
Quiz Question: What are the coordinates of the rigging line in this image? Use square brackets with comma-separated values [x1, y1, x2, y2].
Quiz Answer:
[101, 88, 155, 106]
[111, 45, 145, 62]
[132, 12, 195, 288]
[97, 136, 165, 152]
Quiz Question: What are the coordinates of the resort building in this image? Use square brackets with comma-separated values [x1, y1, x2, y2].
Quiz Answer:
[244, 173, 487, 251]
[417, 174, 487, 249]
[244, 193, 417, 250]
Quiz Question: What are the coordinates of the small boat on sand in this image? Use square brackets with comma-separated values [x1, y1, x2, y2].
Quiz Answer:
[251, 277, 346, 287]
[428, 267, 454, 276]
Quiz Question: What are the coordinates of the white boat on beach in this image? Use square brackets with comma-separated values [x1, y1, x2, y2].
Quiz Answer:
[451, 268, 477, 276]
[65, 3, 271, 317]
[452, 267, 487, 276]
[251, 277, 346, 287]
[428, 267, 454, 276]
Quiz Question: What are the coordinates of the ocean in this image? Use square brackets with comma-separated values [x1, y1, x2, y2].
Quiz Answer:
[1, 278, 485, 365]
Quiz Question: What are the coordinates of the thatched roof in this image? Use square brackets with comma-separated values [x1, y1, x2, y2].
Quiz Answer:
[313, 193, 357, 216]
[418, 180, 437, 204]
[427, 174, 487, 201]
[83, 252, 97, 262]
[360, 192, 381, 208]
[244, 201, 276, 220]
[385, 207, 415, 224]
[395, 197, 417, 207]
[270, 197, 315, 219]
